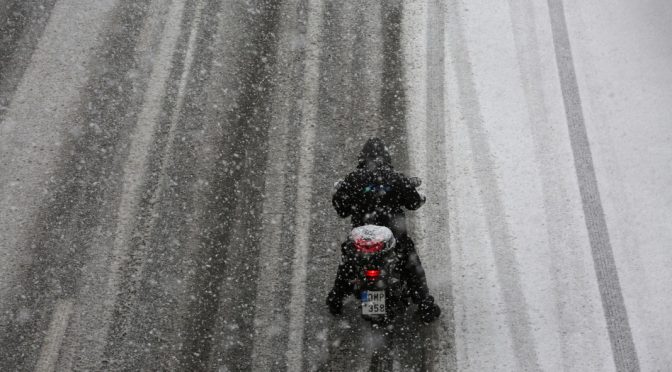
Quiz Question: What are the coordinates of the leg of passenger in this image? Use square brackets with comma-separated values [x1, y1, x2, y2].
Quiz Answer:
[326, 241, 355, 315]
[398, 235, 430, 303]
[398, 235, 441, 322]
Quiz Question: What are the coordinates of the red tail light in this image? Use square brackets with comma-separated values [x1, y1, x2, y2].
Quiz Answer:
[365, 269, 381, 280]
[354, 239, 384, 254]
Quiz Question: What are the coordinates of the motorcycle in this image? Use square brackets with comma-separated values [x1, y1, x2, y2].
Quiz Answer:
[334, 176, 425, 325]
[343, 224, 411, 326]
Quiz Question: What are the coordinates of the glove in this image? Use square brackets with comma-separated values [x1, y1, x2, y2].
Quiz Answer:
[418, 296, 441, 323]
[333, 179, 344, 192]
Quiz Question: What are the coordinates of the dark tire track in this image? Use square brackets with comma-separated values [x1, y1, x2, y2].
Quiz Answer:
[180, 1, 281, 369]
[379, 0, 409, 174]
[101, 1, 282, 370]
[0, 0, 59, 122]
[444, 0, 542, 369]
[101, 0, 217, 369]
[547, 1, 640, 370]
[420, 0, 458, 369]
[302, 0, 393, 370]
[303, 0, 367, 369]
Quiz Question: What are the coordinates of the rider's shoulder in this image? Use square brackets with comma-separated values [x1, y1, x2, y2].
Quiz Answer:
[347, 169, 367, 180]
[349, 167, 403, 182]
[387, 169, 409, 181]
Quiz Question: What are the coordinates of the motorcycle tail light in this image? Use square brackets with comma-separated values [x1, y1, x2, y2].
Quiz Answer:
[365, 269, 381, 280]
[354, 239, 384, 254]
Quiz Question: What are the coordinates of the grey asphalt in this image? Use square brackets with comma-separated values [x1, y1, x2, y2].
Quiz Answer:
[1, 0, 671, 371]
[0, 0, 425, 370]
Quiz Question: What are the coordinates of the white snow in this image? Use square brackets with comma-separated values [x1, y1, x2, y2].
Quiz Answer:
[403, 0, 672, 370]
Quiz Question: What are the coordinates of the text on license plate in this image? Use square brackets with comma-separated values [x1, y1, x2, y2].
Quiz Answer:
[361, 291, 386, 315]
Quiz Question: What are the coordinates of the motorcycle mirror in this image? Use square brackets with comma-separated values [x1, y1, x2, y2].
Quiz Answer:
[409, 177, 422, 188]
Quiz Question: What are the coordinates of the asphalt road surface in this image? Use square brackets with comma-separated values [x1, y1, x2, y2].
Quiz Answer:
[1, 0, 671, 371]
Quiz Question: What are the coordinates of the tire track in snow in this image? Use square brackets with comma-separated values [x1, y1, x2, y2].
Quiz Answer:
[55, 0, 190, 368]
[0, 0, 130, 369]
[0, 0, 59, 124]
[0, 0, 118, 327]
[547, 1, 640, 370]
[422, 1, 457, 369]
[379, 0, 409, 171]
[98, 0, 213, 369]
[284, 0, 324, 369]
[507, 0, 611, 369]
[179, 1, 281, 369]
[34, 300, 73, 372]
[444, 0, 542, 370]
[304, 0, 384, 369]
[177, 1, 282, 369]
[403, 0, 458, 370]
[248, 0, 314, 369]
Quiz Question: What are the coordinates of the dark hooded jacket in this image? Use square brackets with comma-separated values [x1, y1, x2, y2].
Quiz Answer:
[332, 138, 425, 235]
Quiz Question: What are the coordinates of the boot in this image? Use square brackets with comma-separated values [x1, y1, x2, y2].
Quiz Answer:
[417, 296, 441, 323]
[326, 289, 344, 315]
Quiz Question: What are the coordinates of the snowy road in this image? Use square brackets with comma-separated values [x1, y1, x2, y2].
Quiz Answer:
[1, 0, 671, 371]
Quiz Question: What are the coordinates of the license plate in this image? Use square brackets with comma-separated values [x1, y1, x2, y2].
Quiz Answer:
[361, 291, 386, 315]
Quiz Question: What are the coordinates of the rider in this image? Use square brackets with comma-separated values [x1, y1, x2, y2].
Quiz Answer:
[326, 137, 441, 322]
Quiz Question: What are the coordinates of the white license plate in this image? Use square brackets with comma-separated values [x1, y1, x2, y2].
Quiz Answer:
[361, 291, 386, 315]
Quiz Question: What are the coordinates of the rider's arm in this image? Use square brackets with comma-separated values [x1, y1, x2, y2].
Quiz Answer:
[400, 176, 426, 210]
[332, 175, 355, 217]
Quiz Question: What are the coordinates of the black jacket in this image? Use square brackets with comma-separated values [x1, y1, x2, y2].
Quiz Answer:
[332, 138, 424, 235]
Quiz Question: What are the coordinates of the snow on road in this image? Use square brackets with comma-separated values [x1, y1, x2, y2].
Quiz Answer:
[0, 0, 119, 327]
[404, 0, 672, 370]
[0, 0, 670, 370]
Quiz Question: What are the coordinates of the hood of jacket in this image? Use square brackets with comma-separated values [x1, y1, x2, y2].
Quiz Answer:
[357, 137, 393, 170]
